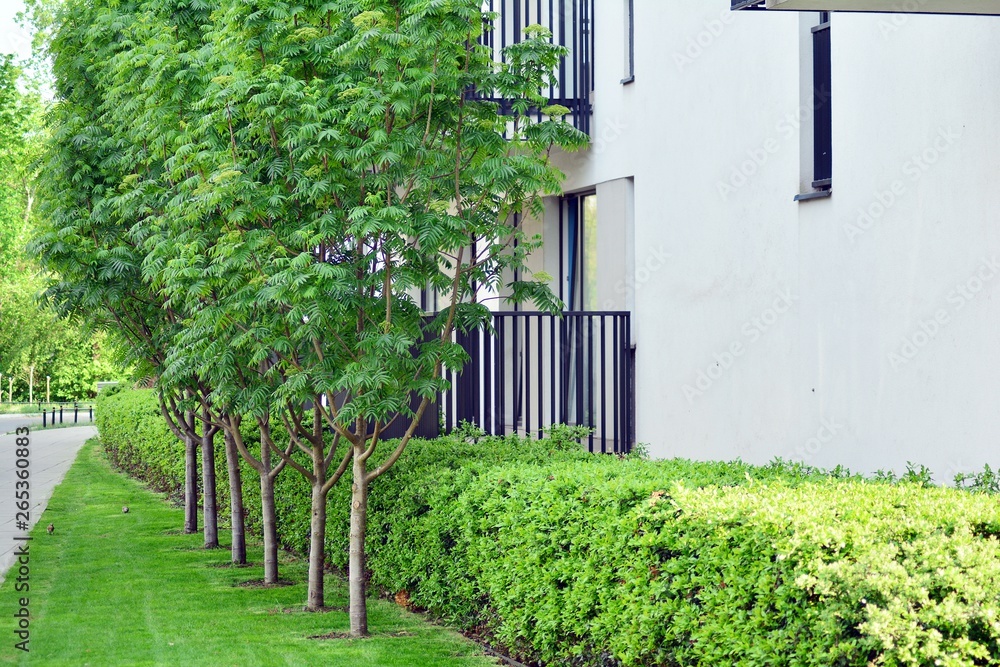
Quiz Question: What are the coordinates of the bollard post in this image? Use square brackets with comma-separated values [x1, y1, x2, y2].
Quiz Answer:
[59, 406, 63, 423]
[43, 411, 47, 427]
[74, 404, 79, 424]
[89, 406, 94, 422]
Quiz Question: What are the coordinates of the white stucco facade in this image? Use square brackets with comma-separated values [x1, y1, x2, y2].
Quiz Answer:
[538, 2, 1000, 479]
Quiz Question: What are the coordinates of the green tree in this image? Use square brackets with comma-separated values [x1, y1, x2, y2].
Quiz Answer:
[29, 0, 228, 551]
[150, 0, 586, 630]
[1, 54, 119, 403]
[35, 0, 585, 635]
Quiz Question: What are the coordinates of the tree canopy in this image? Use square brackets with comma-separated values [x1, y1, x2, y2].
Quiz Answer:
[32, 0, 587, 634]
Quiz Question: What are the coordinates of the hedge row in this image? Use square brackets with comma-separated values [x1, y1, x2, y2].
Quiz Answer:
[95, 388, 264, 536]
[97, 389, 1000, 666]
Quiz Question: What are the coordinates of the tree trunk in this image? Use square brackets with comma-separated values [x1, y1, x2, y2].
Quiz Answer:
[201, 423, 219, 549]
[184, 431, 198, 534]
[306, 481, 329, 611]
[224, 430, 246, 565]
[349, 448, 369, 637]
[260, 473, 279, 585]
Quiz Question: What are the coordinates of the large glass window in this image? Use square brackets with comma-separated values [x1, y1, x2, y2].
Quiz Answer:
[563, 192, 598, 311]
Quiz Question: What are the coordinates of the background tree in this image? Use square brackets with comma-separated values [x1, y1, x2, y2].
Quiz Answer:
[1, 53, 126, 403]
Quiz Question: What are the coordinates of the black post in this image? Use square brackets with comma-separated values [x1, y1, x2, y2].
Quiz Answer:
[599, 315, 606, 454]
[60, 406, 63, 423]
[74, 404, 78, 423]
[43, 411, 47, 427]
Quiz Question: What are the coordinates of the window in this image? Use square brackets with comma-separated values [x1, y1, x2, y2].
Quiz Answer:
[559, 192, 598, 430]
[622, 0, 635, 84]
[561, 193, 598, 311]
[812, 11, 832, 188]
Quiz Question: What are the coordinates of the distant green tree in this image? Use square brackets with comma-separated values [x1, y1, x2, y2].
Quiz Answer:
[1, 48, 127, 404]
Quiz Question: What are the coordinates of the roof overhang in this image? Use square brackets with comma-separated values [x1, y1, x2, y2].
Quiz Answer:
[733, 0, 1000, 13]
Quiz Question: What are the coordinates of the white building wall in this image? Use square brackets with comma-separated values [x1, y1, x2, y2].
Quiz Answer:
[546, 2, 1000, 479]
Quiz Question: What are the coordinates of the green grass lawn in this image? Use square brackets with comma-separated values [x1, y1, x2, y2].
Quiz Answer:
[0, 441, 498, 667]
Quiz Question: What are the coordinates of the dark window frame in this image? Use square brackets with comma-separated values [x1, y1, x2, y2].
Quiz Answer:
[811, 11, 832, 189]
[622, 0, 635, 84]
[559, 191, 598, 310]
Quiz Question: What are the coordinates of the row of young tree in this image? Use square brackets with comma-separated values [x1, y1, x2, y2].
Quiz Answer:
[0, 56, 125, 402]
[31, 0, 586, 635]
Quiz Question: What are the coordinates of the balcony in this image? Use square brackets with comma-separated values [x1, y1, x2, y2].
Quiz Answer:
[476, 0, 595, 135]
[441, 311, 635, 454]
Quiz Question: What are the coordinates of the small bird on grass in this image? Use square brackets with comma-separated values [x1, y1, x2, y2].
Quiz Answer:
[122, 506, 129, 514]
[46, 523, 54, 534]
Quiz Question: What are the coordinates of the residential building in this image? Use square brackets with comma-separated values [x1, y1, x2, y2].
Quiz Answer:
[444, 1, 1000, 480]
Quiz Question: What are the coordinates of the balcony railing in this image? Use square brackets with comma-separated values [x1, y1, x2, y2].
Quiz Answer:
[441, 311, 634, 454]
[476, 0, 595, 135]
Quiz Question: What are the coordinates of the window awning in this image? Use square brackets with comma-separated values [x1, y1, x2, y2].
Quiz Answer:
[733, 0, 1000, 13]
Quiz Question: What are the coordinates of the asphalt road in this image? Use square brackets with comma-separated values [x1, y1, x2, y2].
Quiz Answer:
[0, 414, 43, 434]
[0, 425, 96, 583]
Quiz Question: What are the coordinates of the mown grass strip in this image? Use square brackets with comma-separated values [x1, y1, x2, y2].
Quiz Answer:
[0, 440, 497, 667]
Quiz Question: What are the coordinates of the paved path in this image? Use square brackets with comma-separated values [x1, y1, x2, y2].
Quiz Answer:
[0, 425, 96, 583]
[0, 414, 44, 434]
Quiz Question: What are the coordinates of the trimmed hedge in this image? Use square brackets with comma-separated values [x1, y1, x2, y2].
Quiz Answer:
[98, 389, 1000, 666]
[96, 388, 194, 498]
[95, 388, 263, 535]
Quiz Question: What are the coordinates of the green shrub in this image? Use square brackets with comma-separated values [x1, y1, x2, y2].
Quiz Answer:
[96, 388, 187, 497]
[98, 389, 1000, 666]
[95, 388, 256, 531]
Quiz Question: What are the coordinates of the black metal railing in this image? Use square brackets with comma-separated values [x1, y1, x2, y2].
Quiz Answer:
[476, 0, 594, 135]
[442, 311, 634, 454]
[41, 403, 96, 427]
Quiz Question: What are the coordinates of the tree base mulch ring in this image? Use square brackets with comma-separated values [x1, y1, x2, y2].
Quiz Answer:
[208, 561, 257, 569]
[309, 630, 414, 641]
[169, 544, 232, 552]
[266, 605, 347, 615]
[234, 579, 296, 589]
